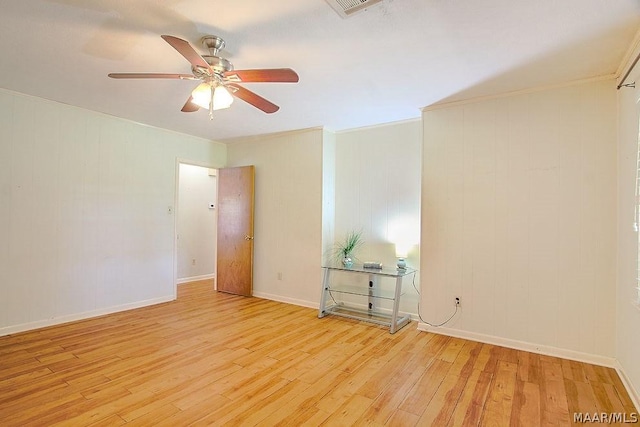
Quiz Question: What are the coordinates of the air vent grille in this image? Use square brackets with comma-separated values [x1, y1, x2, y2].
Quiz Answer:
[325, 0, 384, 18]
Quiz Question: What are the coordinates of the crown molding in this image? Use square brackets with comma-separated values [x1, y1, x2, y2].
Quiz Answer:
[616, 27, 640, 82]
[422, 74, 615, 112]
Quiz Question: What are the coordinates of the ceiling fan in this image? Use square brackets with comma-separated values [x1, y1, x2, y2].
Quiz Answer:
[108, 35, 299, 118]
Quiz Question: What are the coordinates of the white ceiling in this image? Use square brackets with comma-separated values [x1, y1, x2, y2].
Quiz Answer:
[0, 0, 638, 141]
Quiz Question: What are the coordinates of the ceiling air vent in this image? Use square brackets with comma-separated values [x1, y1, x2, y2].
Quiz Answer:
[325, 0, 384, 18]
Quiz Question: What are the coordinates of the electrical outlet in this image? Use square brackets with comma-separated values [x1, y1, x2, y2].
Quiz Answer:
[455, 297, 461, 307]
[192, 259, 196, 266]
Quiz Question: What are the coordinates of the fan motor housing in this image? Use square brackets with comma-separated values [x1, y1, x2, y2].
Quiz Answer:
[192, 55, 233, 78]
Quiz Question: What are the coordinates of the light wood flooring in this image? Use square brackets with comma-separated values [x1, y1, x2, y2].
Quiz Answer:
[0, 280, 636, 426]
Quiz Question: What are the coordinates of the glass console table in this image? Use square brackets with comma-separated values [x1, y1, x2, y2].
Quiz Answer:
[318, 263, 417, 334]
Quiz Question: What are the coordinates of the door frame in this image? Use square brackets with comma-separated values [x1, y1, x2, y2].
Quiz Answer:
[173, 158, 220, 296]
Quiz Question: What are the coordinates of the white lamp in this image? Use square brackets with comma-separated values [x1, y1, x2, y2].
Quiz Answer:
[395, 242, 410, 270]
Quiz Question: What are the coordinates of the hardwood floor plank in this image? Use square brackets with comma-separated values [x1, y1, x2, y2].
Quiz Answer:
[0, 359, 44, 382]
[399, 328, 438, 355]
[181, 376, 292, 425]
[510, 380, 541, 427]
[124, 403, 182, 427]
[416, 372, 467, 426]
[398, 358, 452, 416]
[284, 407, 332, 426]
[298, 343, 383, 386]
[356, 350, 417, 400]
[448, 340, 482, 378]
[517, 351, 543, 385]
[221, 362, 291, 402]
[447, 369, 492, 427]
[591, 381, 626, 414]
[421, 333, 451, 358]
[438, 337, 467, 363]
[386, 409, 420, 426]
[315, 357, 387, 413]
[167, 364, 243, 412]
[275, 350, 331, 382]
[0, 375, 108, 420]
[564, 377, 598, 420]
[2, 392, 88, 426]
[49, 390, 152, 427]
[0, 279, 635, 426]
[605, 367, 639, 414]
[480, 360, 517, 426]
[540, 359, 572, 425]
[221, 379, 313, 425]
[321, 394, 375, 426]
[333, 342, 380, 374]
[355, 355, 427, 424]
[477, 344, 501, 373]
[561, 359, 588, 383]
[87, 414, 127, 426]
[497, 346, 519, 364]
[0, 374, 69, 406]
[0, 366, 52, 392]
[0, 338, 53, 354]
[259, 370, 351, 424]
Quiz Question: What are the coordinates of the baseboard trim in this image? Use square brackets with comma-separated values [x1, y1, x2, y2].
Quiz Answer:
[615, 361, 640, 412]
[177, 274, 215, 284]
[417, 323, 618, 368]
[0, 295, 175, 337]
[252, 291, 317, 310]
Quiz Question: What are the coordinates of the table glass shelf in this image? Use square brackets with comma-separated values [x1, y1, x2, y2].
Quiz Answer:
[318, 264, 416, 333]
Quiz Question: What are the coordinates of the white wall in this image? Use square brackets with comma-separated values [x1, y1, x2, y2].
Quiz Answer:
[322, 129, 336, 263]
[226, 128, 324, 307]
[421, 79, 617, 362]
[177, 164, 217, 282]
[0, 89, 226, 335]
[333, 120, 422, 315]
[616, 52, 640, 405]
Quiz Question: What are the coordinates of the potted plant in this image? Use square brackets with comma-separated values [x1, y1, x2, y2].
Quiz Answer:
[334, 231, 363, 267]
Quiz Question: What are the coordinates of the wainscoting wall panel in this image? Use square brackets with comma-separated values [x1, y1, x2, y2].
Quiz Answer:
[421, 79, 617, 359]
[0, 88, 227, 335]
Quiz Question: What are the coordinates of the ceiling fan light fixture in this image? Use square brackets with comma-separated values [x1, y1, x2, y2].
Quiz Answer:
[191, 83, 212, 109]
[109, 35, 297, 116]
[213, 86, 233, 110]
[191, 83, 233, 110]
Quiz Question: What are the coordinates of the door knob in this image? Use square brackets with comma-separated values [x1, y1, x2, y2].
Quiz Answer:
[244, 235, 254, 241]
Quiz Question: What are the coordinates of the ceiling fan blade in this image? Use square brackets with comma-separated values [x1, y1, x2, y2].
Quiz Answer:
[224, 68, 299, 83]
[181, 96, 200, 112]
[108, 73, 196, 79]
[161, 35, 211, 70]
[227, 84, 279, 114]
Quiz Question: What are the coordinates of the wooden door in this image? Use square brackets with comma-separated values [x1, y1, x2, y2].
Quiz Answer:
[216, 165, 255, 296]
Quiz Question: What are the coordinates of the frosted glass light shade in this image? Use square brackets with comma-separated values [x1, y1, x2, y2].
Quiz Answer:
[213, 86, 233, 110]
[190, 84, 234, 110]
[395, 243, 410, 259]
[191, 83, 211, 109]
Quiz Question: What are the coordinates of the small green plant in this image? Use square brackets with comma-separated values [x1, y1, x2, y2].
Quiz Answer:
[334, 230, 364, 264]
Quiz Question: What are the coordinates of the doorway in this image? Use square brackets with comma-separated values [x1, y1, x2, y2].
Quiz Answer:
[176, 163, 218, 285]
